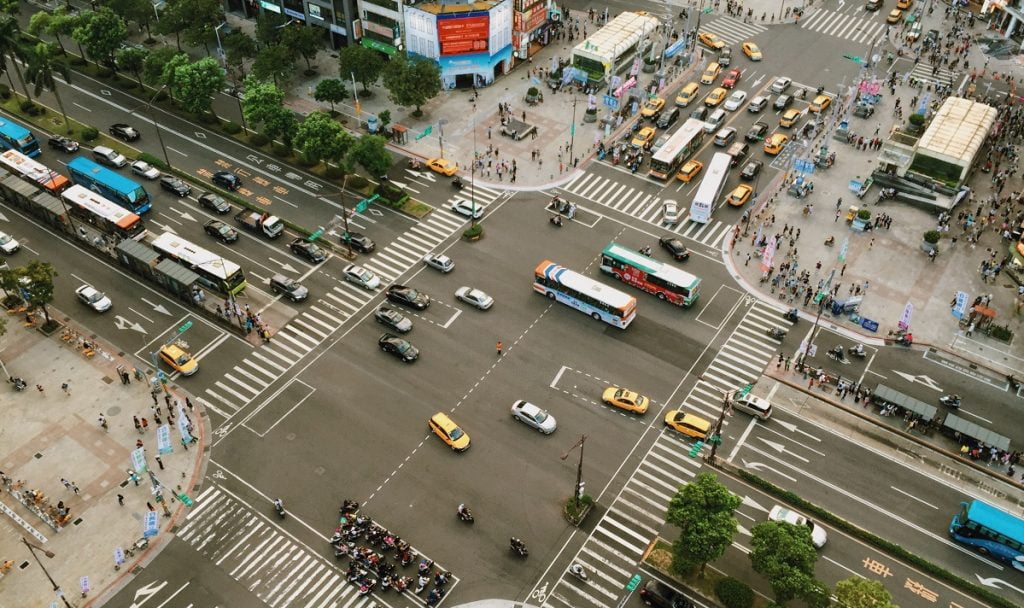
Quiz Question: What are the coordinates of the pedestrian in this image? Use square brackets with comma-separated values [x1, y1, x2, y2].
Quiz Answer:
[777, 352, 784, 368]
[98, 414, 108, 431]
[128, 471, 140, 486]
[140, 417, 149, 432]
[966, 321, 975, 336]
[784, 356, 791, 371]
[185, 397, 194, 412]
[155, 456, 164, 470]
[496, 341, 503, 356]
[117, 494, 125, 506]
[36, 384, 44, 394]
[150, 391, 158, 406]
[61, 478, 71, 490]
[146, 502, 155, 512]
[61, 381, 70, 395]
[181, 437, 189, 451]
[133, 416, 141, 432]
[164, 393, 172, 408]
[136, 439, 144, 449]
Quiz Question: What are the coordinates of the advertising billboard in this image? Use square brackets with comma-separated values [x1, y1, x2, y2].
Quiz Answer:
[438, 14, 489, 56]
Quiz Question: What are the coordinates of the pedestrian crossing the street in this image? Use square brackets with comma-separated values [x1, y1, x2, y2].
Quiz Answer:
[540, 302, 792, 608]
[201, 185, 507, 417]
[906, 62, 959, 88]
[699, 15, 767, 46]
[558, 172, 735, 247]
[798, 9, 889, 44]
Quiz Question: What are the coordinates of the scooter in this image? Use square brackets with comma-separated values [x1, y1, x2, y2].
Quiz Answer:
[550, 215, 563, 227]
[568, 563, 588, 581]
[848, 346, 866, 358]
[766, 327, 787, 340]
[510, 537, 529, 558]
[9, 377, 26, 391]
[274, 500, 286, 519]
[827, 347, 845, 362]
[824, 236, 835, 247]
[414, 574, 430, 594]
[457, 506, 475, 523]
[783, 309, 799, 323]
[452, 177, 464, 190]
[939, 394, 961, 410]
[638, 246, 653, 257]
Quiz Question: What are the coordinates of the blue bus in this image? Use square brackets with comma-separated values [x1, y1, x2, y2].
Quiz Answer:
[950, 499, 1024, 572]
[0, 118, 41, 157]
[67, 156, 151, 214]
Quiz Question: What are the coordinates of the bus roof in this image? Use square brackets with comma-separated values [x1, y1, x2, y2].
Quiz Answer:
[535, 260, 635, 309]
[0, 149, 69, 191]
[0, 118, 31, 136]
[603, 243, 701, 288]
[63, 185, 140, 228]
[67, 156, 146, 203]
[151, 232, 241, 280]
[651, 119, 705, 164]
[966, 500, 1024, 544]
[693, 153, 732, 204]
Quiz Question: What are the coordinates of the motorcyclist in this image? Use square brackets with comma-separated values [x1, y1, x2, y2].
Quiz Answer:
[830, 345, 845, 360]
[851, 343, 865, 356]
[457, 503, 469, 518]
[273, 498, 284, 509]
[550, 214, 563, 226]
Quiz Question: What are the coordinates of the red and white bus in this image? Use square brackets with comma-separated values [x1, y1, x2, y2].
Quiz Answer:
[0, 149, 70, 195]
[600, 242, 701, 307]
[62, 185, 146, 241]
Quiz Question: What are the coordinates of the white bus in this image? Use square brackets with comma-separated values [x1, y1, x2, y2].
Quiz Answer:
[649, 118, 705, 180]
[150, 232, 247, 296]
[62, 185, 146, 241]
[0, 149, 70, 195]
[690, 152, 731, 224]
[533, 260, 637, 328]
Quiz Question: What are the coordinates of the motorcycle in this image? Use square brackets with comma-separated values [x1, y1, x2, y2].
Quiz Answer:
[452, 177, 464, 190]
[457, 505, 475, 523]
[550, 215, 563, 227]
[396, 548, 414, 566]
[784, 309, 799, 323]
[939, 394, 961, 410]
[394, 576, 412, 593]
[824, 236, 835, 247]
[434, 571, 451, 587]
[638, 246, 653, 257]
[274, 500, 286, 519]
[568, 563, 588, 581]
[848, 345, 866, 358]
[340, 499, 360, 514]
[896, 334, 913, 347]
[381, 575, 392, 592]
[510, 537, 529, 558]
[766, 327, 787, 340]
[9, 377, 26, 392]
[415, 574, 430, 594]
[827, 347, 845, 362]
[407, 159, 422, 171]
[1010, 375, 1021, 391]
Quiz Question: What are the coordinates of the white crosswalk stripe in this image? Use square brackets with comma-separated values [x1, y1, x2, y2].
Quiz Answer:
[699, 15, 767, 45]
[907, 62, 958, 88]
[540, 302, 794, 608]
[559, 173, 735, 247]
[798, 9, 889, 43]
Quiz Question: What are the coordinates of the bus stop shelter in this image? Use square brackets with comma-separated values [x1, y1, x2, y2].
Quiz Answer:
[872, 384, 938, 419]
[941, 413, 1011, 452]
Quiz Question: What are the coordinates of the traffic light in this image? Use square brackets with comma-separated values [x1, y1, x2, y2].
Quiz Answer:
[688, 440, 704, 458]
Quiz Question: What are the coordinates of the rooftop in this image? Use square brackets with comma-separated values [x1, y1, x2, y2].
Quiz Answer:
[572, 11, 660, 59]
[410, 0, 504, 14]
[916, 97, 997, 164]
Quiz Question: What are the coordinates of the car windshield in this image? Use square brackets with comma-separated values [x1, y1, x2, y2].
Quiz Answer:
[614, 389, 625, 399]
[449, 427, 464, 440]
[85, 291, 103, 303]
[359, 270, 372, 281]
[470, 290, 486, 299]
[218, 225, 231, 235]
[395, 341, 410, 353]
[175, 354, 191, 365]
[535, 410, 549, 423]
[0, 234, 10, 245]
[405, 289, 421, 299]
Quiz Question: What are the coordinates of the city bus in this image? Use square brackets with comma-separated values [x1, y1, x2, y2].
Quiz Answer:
[62, 185, 146, 241]
[0, 149, 70, 195]
[0, 118, 41, 157]
[649, 118, 705, 180]
[533, 260, 637, 328]
[151, 232, 247, 296]
[600, 242, 701, 307]
[689, 152, 731, 224]
[949, 499, 1024, 570]
[67, 156, 151, 214]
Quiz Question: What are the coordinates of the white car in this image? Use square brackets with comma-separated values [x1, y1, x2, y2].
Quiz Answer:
[724, 90, 748, 111]
[662, 200, 679, 225]
[455, 286, 493, 310]
[423, 253, 455, 273]
[768, 505, 828, 548]
[450, 199, 483, 219]
[130, 160, 160, 180]
[342, 264, 380, 290]
[75, 284, 112, 312]
[0, 231, 20, 254]
[771, 76, 792, 94]
[510, 400, 557, 434]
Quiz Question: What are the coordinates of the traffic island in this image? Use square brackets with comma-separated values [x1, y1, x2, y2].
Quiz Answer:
[462, 224, 484, 241]
[562, 494, 594, 526]
[641, 539, 758, 607]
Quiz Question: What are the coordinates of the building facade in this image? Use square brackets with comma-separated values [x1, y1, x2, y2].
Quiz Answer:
[405, 0, 513, 89]
[249, 0, 357, 49]
[356, 0, 406, 55]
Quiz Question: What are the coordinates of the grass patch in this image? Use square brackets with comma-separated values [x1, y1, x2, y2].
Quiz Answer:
[645, 539, 769, 607]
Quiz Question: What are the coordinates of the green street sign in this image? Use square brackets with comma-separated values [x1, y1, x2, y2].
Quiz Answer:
[626, 574, 642, 591]
[415, 125, 433, 141]
[702, 6, 712, 13]
[177, 493, 193, 506]
[843, 54, 864, 64]
[688, 440, 704, 458]
[355, 194, 380, 214]
[308, 229, 324, 242]
[177, 321, 192, 334]
[710, 433, 722, 445]
[738, 384, 752, 398]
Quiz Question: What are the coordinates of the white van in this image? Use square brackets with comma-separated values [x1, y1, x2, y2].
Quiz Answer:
[731, 391, 772, 420]
[703, 109, 727, 133]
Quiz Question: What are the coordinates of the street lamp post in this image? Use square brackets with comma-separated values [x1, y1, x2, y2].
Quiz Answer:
[20, 538, 75, 608]
[339, 174, 353, 257]
[560, 434, 587, 508]
[144, 85, 172, 169]
[568, 96, 578, 168]
[214, 22, 228, 66]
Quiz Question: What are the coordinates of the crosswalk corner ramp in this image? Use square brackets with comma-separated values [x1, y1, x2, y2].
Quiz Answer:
[447, 600, 543, 608]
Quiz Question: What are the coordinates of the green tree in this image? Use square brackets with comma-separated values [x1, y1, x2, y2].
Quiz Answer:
[251, 44, 294, 88]
[241, 76, 295, 142]
[180, 0, 224, 51]
[116, 46, 149, 89]
[175, 57, 225, 117]
[350, 134, 391, 178]
[665, 472, 742, 576]
[337, 45, 384, 95]
[293, 111, 351, 164]
[160, 52, 189, 101]
[25, 43, 72, 133]
[223, 30, 257, 81]
[382, 52, 440, 117]
[142, 47, 179, 86]
[749, 521, 828, 606]
[18, 261, 57, 324]
[72, 8, 127, 70]
[281, 24, 321, 73]
[105, 0, 156, 38]
[0, 0, 19, 16]
[834, 578, 896, 608]
[255, 12, 288, 47]
[313, 78, 347, 113]
[0, 17, 30, 100]
[48, 9, 82, 57]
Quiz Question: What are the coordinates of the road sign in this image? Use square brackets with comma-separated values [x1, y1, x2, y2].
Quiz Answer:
[143, 511, 158, 538]
[738, 384, 752, 398]
[688, 440, 704, 458]
[177, 321, 192, 334]
[415, 125, 433, 141]
[843, 54, 864, 64]
[355, 194, 380, 214]
[177, 492, 194, 506]
[603, 95, 620, 109]
[307, 229, 324, 241]
[626, 574, 642, 591]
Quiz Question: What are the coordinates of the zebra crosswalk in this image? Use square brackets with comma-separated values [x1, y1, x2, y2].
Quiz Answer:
[558, 172, 735, 247]
[699, 15, 767, 46]
[541, 301, 793, 608]
[906, 61, 959, 88]
[201, 184, 508, 417]
[798, 9, 889, 44]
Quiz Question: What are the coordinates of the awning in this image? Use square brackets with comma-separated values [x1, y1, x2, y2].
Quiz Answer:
[972, 305, 996, 318]
[943, 413, 1011, 451]
[873, 384, 938, 419]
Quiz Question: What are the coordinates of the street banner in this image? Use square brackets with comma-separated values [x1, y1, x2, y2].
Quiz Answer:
[952, 291, 968, 319]
[177, 415, 193, 445]
[157, 425, 173, 455]
[143, 511, 159, 538]
[114, 547, 125, 567]
[80, 576, 90, 595]
[898, 301, 914, 330]
[630, 57, 640, 76]
[131, 447, 147, 474]
[760, 233, 776, 273]
[838, 236, 850, 263]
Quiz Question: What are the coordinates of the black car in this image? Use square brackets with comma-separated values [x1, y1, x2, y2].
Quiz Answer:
[745, 121, 769, 143]
[374, 306, 412, 333]
[773, 94, 793, 111]
[740, 160, 764, 180]
[212, 171, 242, 191]
[160, 175, 191, 197]
[656, 107, 680, 130]
[269, 274, 308, 302]
[109, 123, 140, 142]
[658, 235, 690, 261]
[289, 238, 327, 264]
[639, 580, 694, 608]
[690, 106, 709, 121]
[198, 192, 231, 214]
[341, 231, 375, 254]
[48, 136, 79, 153]
[204, 219, 238, 243]
[378, 333, 419, 363]
[386, 285, 430, 310]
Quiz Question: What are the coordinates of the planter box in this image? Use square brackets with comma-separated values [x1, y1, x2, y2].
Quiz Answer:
[920, 240, 938, 253]
[583, 111, 597, 123]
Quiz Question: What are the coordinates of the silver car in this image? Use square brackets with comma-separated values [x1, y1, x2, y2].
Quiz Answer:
[343, 264, 380, 290]
[130, 160, 160, 180]
[423, 253, 455, 273]
[75, 284, 112, 312]
[455, 286, 493, 310]
[511, 400, 557, 434]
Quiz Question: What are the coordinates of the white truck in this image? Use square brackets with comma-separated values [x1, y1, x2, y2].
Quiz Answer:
[235, 210, 283, 239]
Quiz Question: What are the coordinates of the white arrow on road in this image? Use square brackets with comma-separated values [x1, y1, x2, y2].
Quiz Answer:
[178, 211, 197, 222]
[140, 298, 172, 316]
[757, 437, 809, 462]
[128, 580, 169, 607]
[114, 315, 147, 334]
[267, 257, 298, 274]
[736, 523, 752, 536]
[741, 459, 797, 482]
[751, 74, 765, 86]
[741, 495, 769, 513]
[976, 576, 1024, 595]
[893, 370, 943, 392]
[0, 210, 8, 222]
[773, 419, 822, 442]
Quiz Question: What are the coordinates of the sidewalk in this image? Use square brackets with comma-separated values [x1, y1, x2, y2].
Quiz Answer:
[0, 310, 209, 607]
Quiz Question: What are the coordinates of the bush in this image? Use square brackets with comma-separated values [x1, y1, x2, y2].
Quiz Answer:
[462, 224, 483, 239]
[19, 100, 35, 112]
[715, 578, 754, 608]
[990, 324, 1013, 341]
[347, 175, 369, 190]
[297, 154, 318, 167]
[527, 86, 539, 97]
[136, 152, 167, 170]
[923, 230, 941, 244]
[96, 66, 113, 78]
[270, 142, 292, 158]
[909, 112, 925, 126]
[857, 208, 871, 220]
[248, 133, 270, 146]
[197, 111, 218, 125]
[223, 121, 242, 135]
[325, 166, 345, 180]
[0, 83, 9, 99]
[375, 181, 407, 205]
[80, 126, 99, 141]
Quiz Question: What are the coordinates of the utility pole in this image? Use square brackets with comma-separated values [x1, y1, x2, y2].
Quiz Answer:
[568, 96, 578, 167]
[20, 538, 75, 608]
[704, 388, 732, 465]
[560, 434, 587, 507]
[340, 174, 353, 256]
[145, 85, 171, 169]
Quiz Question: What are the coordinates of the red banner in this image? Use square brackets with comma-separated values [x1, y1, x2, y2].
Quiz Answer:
[438, 15, 489, 56]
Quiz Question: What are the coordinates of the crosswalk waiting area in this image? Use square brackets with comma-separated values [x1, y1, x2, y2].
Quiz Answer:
[542, 302, 793, 608]
[799, 9, 889, 44]
[201, 184, 507, 417]
[558, 172, 735, 247]
[697, 15, 766, 46]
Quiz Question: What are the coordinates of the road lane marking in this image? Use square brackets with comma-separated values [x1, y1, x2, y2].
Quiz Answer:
[890, 486, 938, 509]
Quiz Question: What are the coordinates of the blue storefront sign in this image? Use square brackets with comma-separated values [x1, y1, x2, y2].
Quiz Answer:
[952, 290, 968, 319]
[603, 95, 619, 109]
[861, 318, 879, 332]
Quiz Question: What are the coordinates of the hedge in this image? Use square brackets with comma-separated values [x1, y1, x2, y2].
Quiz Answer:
[715, 577, 753, 608]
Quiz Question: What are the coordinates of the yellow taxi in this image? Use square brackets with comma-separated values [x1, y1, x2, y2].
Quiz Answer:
[601, 387, 649, 414]
[727, 184, 753, 206]
[664, 411, 711, 439]
[631, 126, 657, 149]
[780, 108, 802, 128]
[705, 87, 728, 107]
[700, 62, 722, 85]
[896, 0, 912, 8]
[698, 32, 726, 50]
[676, 159, 703, 182]
[675, 82, 700, 107]
[741, 41, 762, 61]
[428, 412, 470, 451]
[810, 94, 832, 113]
[764, 133, 789, 155]
[887, 8, 903, 23]
[641, 97, 666, 119]
[427, 158, 458, 176]
[159, 342, 198, 376]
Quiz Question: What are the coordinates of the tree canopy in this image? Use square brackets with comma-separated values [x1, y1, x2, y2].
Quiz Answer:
[749, 521, 828, 607]
[241, 76, 295, 142]
[175, 57, 225, 116]
[666, 472, 742, 575]
[314, 78, 347, 113]
[337, 45, 384, 94]
[73, 8, 127, 66]
[382, 52, 440, 116]
[293, 111, 352, 164]
[834, 578, 896, 608]
[349, 135, 391, 178]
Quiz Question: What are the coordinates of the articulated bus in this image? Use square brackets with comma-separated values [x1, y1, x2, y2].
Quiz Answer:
[62, 185, 146, 241]
[67, 156, 151, 214]
[600, 242, 701, 307]
[649, 118, 705, 180]
[533, 260, 637, 328]
[0, 117, 41, 157]
[950, 499, 1024, 571]
[0, 149, 70, 195]
[151, 232, 247, 296]
[689, 152, 731, 224]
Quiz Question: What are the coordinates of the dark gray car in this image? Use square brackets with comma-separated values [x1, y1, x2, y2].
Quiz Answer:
[269, 274, 308, 302]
